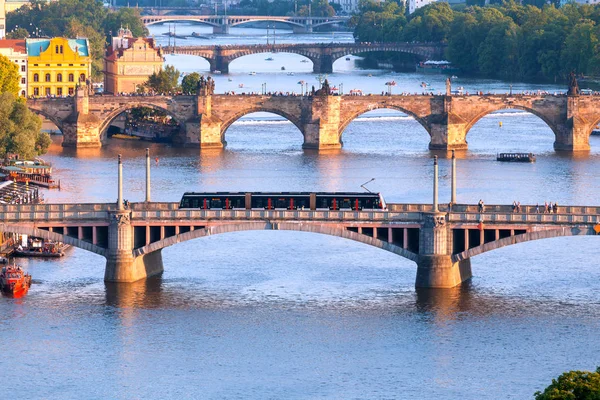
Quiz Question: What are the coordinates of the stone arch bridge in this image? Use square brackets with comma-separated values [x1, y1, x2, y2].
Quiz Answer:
[2, 201, 599, 288]
[141, 15, 351, 34]
[169, 42, 446, 73]
[27, 86, 600, 151]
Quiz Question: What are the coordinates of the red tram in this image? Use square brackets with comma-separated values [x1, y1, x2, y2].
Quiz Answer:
[179, 192, 386, 211]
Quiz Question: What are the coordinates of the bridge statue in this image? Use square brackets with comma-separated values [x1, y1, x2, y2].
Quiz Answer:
[198, 75, 215, 96]
[315, 79, 331, 96]
[568, 71, 580, 96]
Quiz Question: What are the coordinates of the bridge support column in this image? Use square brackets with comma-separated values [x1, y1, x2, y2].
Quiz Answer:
[555, 95, 591, 151]
[210, 56, 229, 73]
[62, 85, 102, 148]
[302, 94, 342, 149]
[105, 210, 164, 282]
[416, 211, 472, 288]
[312, 55, 333, 74]
[213, 25, 230, 34]
[293, 25, 312, 33]
[428, 97, 468, 150]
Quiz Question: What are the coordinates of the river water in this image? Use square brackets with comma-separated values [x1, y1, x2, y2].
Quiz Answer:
[1, 25, 600, 399]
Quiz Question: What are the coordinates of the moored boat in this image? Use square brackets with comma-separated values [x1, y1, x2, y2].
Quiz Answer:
[0, 264, 32, 297]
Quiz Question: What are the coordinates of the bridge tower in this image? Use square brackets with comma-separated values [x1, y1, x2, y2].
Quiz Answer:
[415, 157, 472, 288]
[104, 155, 164, 282]
[61, 84, 103, 148]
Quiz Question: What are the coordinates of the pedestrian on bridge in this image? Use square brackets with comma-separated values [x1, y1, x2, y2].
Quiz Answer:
[478, 199, 485, 213]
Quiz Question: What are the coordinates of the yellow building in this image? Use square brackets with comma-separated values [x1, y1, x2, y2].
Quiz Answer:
[104, 28, 164, 95]
[26, 37, 92, 97]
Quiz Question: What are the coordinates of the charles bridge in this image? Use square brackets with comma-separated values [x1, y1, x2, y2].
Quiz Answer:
[2, 153, 599, 288]
[169, 42, 446, 73]
[27, 80, 600, 152]
[140, 14, 351, 34]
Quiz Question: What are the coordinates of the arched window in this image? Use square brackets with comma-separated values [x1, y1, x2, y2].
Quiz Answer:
[34, 88, 39, 96]
[60, 45, 64, 54]
[68, 73, 74, 82]
[79, 73, 85, 82]
[57, 73, 62, 82]
[45, 73, 51, 82]
[20, 90, 25, 97]
[33, 73, 39, 82]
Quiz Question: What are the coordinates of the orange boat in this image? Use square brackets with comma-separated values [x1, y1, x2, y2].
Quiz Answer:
[0, 265, 32, 298]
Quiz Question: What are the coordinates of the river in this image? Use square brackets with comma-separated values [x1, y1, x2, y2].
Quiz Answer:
[1, 24, 599, 400]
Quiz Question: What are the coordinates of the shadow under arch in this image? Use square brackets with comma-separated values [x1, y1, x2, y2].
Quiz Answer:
[133, 222, 419, 262]
[227, 51, 316, 71]
[229, 19, 303, 29]
[464, 106, 560, 141]
[145, 19, 219, 27]
[452, 226, 597, 263]
[338, 106, 432, 140]
[220, 108, 305, 144]
[99, 102, 184, 141]
[0, 223, 107, 257]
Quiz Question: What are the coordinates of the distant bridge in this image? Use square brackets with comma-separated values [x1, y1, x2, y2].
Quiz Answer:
[140, 14, 351, 33]
[169, 42, 445, 73]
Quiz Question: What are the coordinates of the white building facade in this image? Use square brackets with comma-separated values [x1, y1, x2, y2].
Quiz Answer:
[0, 39, 28, 96]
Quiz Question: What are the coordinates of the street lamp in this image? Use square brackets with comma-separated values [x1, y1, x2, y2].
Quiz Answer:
[339, 83, 343, 95]
[298, 80, 304, 96]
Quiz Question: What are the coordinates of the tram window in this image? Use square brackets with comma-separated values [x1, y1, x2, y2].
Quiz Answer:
[253, 198, 264, 209]
[191, 198, 200, 208]
[320, 199, 328, 209]
[211, 198, 222, 209]
[365, 199, 373, 208]
[276, 198, 287, 208]
[342, 199, 351, 208]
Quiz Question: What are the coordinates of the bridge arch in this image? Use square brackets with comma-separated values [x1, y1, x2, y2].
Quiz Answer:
[452, 226, 596, 263]
[229, 18, 304, 29]
[143, 18, 220, 27]
[0, 223, 107, 257]
[339, 105, 432, 139]
[133, 222, 419, 262]
[226, 51, 318, 70]
[464, 105, 560, 140]
[220, 108, 305, 141]
[99, 102, 185, 141]
[29, 108, 65, 134]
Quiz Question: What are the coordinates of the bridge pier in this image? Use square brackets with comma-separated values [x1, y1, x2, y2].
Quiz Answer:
[293, 25, 312, 34]
[302, 93, 342, 149]
[211, 56, 230, 73]
[312, 55, 333, 74]
[213, 25, 230, 35]
[428, 97, 469, 151]
[62, 85, 103, 148]
[555, 95, 591, 151]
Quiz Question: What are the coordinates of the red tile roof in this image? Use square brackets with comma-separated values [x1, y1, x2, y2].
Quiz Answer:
[0, 39, 26, 53]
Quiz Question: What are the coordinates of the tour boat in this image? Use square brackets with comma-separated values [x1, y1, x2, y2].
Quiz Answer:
[0, 264, 32, 298]
[249, 72, 256, 75]
[496, 153, 536, 163]
[300, 59, 309, 63]
[416, 60, 460, 74]
[346, 57, 351, 60]
[265, 57, 274, 61]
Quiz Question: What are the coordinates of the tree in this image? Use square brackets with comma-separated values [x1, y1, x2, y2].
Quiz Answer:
[0, 54, 21, 97]
[5, 27, 29, 39]
[534, 367, 600, 400]
[0, 93, 48, 159]
[181, 72, 201, 95]
[144, 65, 181, 94]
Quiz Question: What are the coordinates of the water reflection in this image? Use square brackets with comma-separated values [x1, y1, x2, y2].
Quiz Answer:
[105, 276, 164, 309]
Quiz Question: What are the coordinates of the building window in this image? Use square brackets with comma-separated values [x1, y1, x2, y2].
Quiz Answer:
[80, 64, 85, 66]
[57, 64, 62, 66]
[69, 64, 73, 66]
[20, 65, 25, 72]
[68, 87, 74, 95]
[45, 88, 51, 96]
[46, 64, 50, 66]
[60, 45, 64, 54]
[45, 73, 51, 82]
[68, 73, 74, 82]
[57, 73, 62, 82]
[34, 88, 39, 96]
[55, 45, 59, 53]
[20, 90, 25, 97]
[79, 73, 86, 82]
[33, 64, 38, 66]
[57, 87, 62, 96]
[21, 78, 25, 84]
[33, 73, 39, 82]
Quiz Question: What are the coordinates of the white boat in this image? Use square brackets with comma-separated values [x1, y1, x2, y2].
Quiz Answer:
[265, 57, 274, 61]
[287, 72, 295, 76]
[213, 70, 222, 74]
[249, 72, 256, 75]
[300, 59, 309, 63]
[228, 78, 233, 82]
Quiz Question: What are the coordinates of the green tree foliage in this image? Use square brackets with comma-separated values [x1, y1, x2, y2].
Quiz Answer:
[5, 27, 29, 39]
[6, 0, 148, 80]
[352, 0, 600, 81]
[534, 367, 600, 400]
[144, 65, 181, 94]
[0, 54, 21, 97]
[181, 72, 201, 95]
[0, 93, 48, 159]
